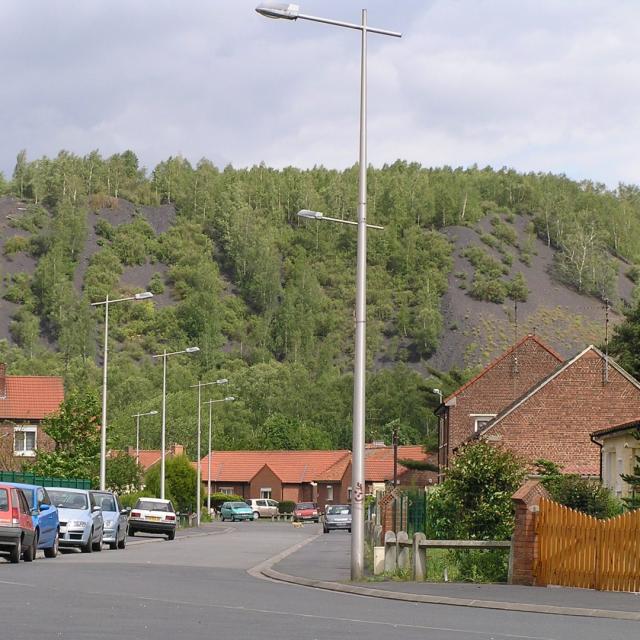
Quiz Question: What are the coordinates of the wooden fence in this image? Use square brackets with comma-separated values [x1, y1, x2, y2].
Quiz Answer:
[536, 498, 640, 592]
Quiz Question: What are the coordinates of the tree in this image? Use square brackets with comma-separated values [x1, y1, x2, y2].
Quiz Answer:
[609, 301, 640, 379]
[621, 429, 640, 510]
[144, 455, 197, 513]
[28, 391, 101, 485]
[106, 452, 143, 494]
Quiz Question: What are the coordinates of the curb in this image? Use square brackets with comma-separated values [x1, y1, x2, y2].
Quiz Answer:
[260, 568, 640, 622]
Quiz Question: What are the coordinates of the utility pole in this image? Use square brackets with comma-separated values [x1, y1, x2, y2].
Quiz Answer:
[392, 424, 399, 487]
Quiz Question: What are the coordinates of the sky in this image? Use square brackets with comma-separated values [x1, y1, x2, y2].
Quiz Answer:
[1, 0, 639, 187]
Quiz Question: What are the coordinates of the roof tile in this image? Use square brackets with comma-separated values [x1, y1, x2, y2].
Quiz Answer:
[0, 376, 65, 420]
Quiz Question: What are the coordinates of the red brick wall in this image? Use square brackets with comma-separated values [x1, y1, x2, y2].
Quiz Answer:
[204, 482, 248, 497]
[0, 421, 54, 471]
[485, 350, 640, 475]
[249, 466, 283, 501]
[446, 338, 562, 459]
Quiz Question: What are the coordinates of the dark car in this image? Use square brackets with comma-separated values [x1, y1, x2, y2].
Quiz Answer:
[323, 504, 351, 533]
[0, 483, 37, 563]
[293, 502, 319, 523]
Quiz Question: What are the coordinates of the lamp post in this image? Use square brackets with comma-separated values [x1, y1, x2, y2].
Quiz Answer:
[257, 2, 401, 580]
[92, 291, 154, 491]
[152, 346, 200, 499]
[190, 379, 229, 526]
[203, 396, 235, 515]
[432, 388, 443, 404]
[132, 410, 158, 465]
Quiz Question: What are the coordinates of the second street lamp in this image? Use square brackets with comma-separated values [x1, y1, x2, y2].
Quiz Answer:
[92, 291, 154, 491]
[190, 379, 228, 526]
[152, 346, 200, 499]
[203, 396, 235, 515]
[258, 3, 401, 580]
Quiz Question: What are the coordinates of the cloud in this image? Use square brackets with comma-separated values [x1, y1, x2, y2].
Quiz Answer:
[0, 0, 639, 186]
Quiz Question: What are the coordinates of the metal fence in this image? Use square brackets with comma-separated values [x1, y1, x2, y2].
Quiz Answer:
[0, 471, 91, 489]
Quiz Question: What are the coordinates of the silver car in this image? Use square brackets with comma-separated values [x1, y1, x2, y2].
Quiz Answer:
[90, 491, 128, 550]
[323, 504, 351, 533]
[47, 487, 104, 553]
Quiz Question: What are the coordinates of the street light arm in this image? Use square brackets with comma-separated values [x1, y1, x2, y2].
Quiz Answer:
[91, 291, 153, 306]
[297, 13, 402, 37]
[298, 210, 384, 230]
[152, 347, 200, 359]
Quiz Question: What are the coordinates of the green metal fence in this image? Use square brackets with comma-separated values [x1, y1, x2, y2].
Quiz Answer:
[0, 471, 91, 489]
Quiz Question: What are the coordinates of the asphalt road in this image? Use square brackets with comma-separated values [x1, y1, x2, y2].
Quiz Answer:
[0, 521, 637, 639]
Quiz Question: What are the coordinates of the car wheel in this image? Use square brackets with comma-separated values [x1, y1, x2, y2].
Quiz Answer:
[129, 528, 135, 536]
[323, 527, 329, 534]
[92, 535, 103, 552]
[118, 532, 127, 549]
[81, 530, 93, 553]
[348, 528, 351, 533]
[44, 531, 59, 558]
[167, 530, 176, 541]
[109, 531, 118, 550]
[252, 511, 259, 520]
[314, 519, 319, 523]
[23, 535, 36, 562]
[10, 537, 22, 563]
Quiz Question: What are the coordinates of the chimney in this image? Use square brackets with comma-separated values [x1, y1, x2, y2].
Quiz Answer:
[0, 363, 6, 400]
[171, 444, 184, 457]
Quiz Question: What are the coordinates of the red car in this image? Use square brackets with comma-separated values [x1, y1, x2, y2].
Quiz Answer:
[293, 502, 320, 523]
[0, 483, 37, 563]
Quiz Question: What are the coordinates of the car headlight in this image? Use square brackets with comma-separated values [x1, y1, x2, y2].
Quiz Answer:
[70, 520, 87, 529]
[104, 520, 114, 528]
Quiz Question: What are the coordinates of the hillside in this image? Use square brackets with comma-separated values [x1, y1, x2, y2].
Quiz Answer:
[2, 153, 640, 457]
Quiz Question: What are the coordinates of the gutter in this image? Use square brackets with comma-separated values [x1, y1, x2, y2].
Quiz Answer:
[589, 434, 604, 483]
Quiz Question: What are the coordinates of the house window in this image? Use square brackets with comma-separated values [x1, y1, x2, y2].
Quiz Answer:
[260, 487, 272, 499]
[471, 414, 496, 433]
[220, 487, 234, 495]
[14, 426, 37, 456]
[347, 486, 352, 501]
[327, 485, 333, 501]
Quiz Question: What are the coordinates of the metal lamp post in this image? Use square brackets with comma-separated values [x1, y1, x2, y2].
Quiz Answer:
[190, 379, 229, 525]
[132, 410, 158, 464]
[203, 396, 235, 515]
[152, 346, 200, 499]
[92, 291, 154, 490]
[257, 2, 401, 580]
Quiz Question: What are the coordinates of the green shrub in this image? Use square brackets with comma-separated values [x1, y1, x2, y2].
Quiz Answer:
[470, 276, 507, 303]
[119, 490, 148, 509]
[3, 235, 30, 255]
[149, 272, 165, 295]
[206, 492, 245, 510]
[626, 265, 640, 284]
[507, 273, 529, 302]
[144, 455, 197, 513]
[278, 500, 296, 514]
[490, 217, 518, 246]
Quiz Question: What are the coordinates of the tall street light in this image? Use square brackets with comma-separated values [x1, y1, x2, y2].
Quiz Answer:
[131, 410, 158, 465]
[152, 346, 200, 499]
[257, 3, 401, 580]
[92, 291, 154, 490]
[190, 379, 229, 526]
[203, 396, 235, 515]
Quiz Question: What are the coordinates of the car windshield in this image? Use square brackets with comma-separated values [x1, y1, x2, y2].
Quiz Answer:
[94, 494, 116, 511]
[327, 505, 350, 515]
[0, 489, 8, 511]
[230, 502, 248, 508]
[48, 490, 88, 510]
[296, 503, 315, 509]
[136, 500, 171, 512]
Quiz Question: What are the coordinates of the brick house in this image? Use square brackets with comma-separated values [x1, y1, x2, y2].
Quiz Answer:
[0, 363, 65, 471]
[477, 346, 640, 476]
[436, 335, 563, 478]
[591, 420, 640, 498]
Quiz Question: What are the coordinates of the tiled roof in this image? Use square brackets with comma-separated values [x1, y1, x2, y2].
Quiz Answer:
[135, 450, 163, 471]
[591, 419, 640, 439]
[199, 450, 350, 483]
[444, 335, 563, 404]
[0, 376, 64, 420]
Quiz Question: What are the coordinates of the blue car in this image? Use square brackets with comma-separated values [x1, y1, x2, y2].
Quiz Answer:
[3, 482, 60, 558]
[220, 501, 254, 522]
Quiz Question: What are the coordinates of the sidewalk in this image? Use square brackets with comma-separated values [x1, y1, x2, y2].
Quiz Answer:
[268, 532, 640, 621]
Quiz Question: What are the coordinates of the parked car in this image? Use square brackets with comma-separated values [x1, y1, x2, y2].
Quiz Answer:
[47, 487, 103, 553]
[90, 490, 128, 550]
[4, 482, 59, 557]
[220, 501, 254, 522]
[128, 498, 176, 540]
[0, 483, 37, 563]
[293, 502, 320, 523]
[245, 498, 279, 519]
[323, 504, 352, 533]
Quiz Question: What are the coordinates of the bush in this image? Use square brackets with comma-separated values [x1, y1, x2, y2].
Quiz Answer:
[119, 490, 148, 509]
[206, 492, 245, 511]
[3, 235, 30, 255]
[278, 500, 296, 514]
[470, 276, 507, 303]
[144, 455, 197, 513]
[149, 272, 165, 295]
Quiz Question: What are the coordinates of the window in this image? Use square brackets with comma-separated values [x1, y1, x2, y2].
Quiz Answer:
[471, 414, 496, 433]
[14, 426, 37, 456]
[347, 486, 352, 501]
[220, 487, 234, 495]
[260, 488, 272, 499]
[327, 485, 334, 501]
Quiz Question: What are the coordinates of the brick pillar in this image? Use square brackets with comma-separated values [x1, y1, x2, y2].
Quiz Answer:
[379, 487, 401, 539]
[510, 479, 550, 586]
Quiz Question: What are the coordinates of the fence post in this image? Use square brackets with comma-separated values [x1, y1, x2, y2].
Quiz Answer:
[384, 531, 397, 574]
[373, 524, 383, 547]
[397, 531, 410, 571]
[413, 532, 427, 581]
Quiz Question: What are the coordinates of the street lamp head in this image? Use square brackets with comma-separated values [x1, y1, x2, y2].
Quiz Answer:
[148, 410, 159, 416]
[256, 2, 299, 20]
[224, 396, 236, 402]
[432, 388, 441, 395]
[297, 209, 324, 220]
[134, 291, 154, 300]
[185, 346, 200, 354]
[216, 378, 228, 384]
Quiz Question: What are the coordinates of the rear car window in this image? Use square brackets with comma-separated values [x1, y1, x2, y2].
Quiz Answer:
[136, 500, 171, 512]
[0, 489, 8, 511]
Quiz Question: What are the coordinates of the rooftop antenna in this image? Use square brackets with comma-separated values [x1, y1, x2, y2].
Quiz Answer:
[604, 297, 610, 384]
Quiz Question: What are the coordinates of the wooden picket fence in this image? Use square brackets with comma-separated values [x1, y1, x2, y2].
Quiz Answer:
[536, 498, 640, 592]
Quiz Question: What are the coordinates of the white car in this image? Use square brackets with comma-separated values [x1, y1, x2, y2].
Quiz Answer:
[245, 498, 279, 519]
[128, 497, 177, 540]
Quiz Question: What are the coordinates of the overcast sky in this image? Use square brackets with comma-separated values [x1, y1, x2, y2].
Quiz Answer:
[1, 1, 639, 187]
